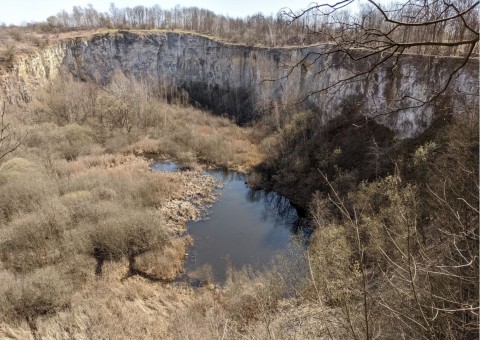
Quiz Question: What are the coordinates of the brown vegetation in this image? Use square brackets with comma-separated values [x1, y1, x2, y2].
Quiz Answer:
[0, 60, 477, 340]
[253, 106, 478, 338]
[0, 72, 263, 338]
[31, 74, 262, 171]
[0, 2, 477, 337]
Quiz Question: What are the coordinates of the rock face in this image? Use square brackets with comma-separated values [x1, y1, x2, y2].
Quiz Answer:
[0, 43, 67, 104]
[1, 31, 478, 137]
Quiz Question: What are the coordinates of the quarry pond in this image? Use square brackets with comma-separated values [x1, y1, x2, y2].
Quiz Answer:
[150, 161, 308, 283]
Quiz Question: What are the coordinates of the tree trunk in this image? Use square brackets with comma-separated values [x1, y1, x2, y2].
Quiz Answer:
[95, 257, 104, 276]
[26, 315, 40, 340]
[128, 254, 137, 276]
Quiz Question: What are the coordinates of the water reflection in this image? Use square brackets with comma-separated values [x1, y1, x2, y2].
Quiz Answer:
[246, 190, 297, 225]
[150, 161, 179, 172]
[245, 188, 313, 239]
[205, 167, 246, 182]
[151, 162, 311, 283]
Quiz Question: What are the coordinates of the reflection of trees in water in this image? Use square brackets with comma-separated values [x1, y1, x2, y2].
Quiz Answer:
[206, 168, 246, 182]
[206, 167, 313, 237]
[246, 189, 312, 236]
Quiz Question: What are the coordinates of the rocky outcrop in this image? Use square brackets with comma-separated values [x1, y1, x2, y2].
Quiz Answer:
[1, 31, 478, 137]
[0, 43, 68, 104]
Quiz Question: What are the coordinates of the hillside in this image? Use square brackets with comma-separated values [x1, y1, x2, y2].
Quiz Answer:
[0, 4, 478, 339]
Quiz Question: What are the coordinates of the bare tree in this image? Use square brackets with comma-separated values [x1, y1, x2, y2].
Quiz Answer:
[282, 0, 479, 115]
[0, 103, 21, 163]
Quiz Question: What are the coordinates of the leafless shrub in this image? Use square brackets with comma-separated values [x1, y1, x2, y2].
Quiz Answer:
[135, 237, 190, 280]
[1, 203, 69, 273]
[169, 292, 228, 340]
[0, 103, 22, 161]
[84, 209, 167, 276]
[304, 115, 479, 339]
[2, 266, 73, 339]
[23, 122, 99, 161]
[0, 45, 16, 63]
[222, 267, 287, 323]
[0, 157, 57, 223]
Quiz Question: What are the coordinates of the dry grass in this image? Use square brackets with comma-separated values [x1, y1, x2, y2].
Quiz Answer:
[25, 75, 263, 172]
[0, 95, 290, 339]
[0, 115, 224, 338]
[136, 237, 192, 281]
[0, 104, 347, 340]
[119, 102, 263, 172]
[0, 69, 306, 340]
[0, 27, 112, 70]
[167, 265, 346, 340]
[0, 261, 196, 339]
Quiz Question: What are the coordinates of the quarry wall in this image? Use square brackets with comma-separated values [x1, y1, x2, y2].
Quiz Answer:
[1, 31, 478, 137]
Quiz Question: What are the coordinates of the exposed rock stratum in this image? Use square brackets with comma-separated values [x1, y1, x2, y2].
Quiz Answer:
[1, 31, 478, 137]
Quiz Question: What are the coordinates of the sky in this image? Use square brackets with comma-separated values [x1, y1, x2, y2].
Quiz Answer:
[0, 0, 322, 25]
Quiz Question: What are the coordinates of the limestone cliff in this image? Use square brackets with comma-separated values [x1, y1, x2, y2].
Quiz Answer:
[1, 31, 478, 137]
[0, 43, 67, 103]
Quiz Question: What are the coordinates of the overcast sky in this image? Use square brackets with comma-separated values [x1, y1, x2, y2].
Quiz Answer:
[0, 0, 325, 25]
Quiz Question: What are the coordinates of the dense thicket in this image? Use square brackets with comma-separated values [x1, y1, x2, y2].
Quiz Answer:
[249, 98, 479, 338]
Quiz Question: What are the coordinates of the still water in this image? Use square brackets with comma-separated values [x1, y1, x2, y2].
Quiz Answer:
[151, 161, 307, 283]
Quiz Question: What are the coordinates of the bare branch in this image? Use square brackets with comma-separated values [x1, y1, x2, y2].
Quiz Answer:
[367, 0, 479, 28]
[0, 102, 22, 162]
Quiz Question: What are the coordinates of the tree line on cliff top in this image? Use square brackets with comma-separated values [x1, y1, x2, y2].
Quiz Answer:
[2, 0, 477, 56]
